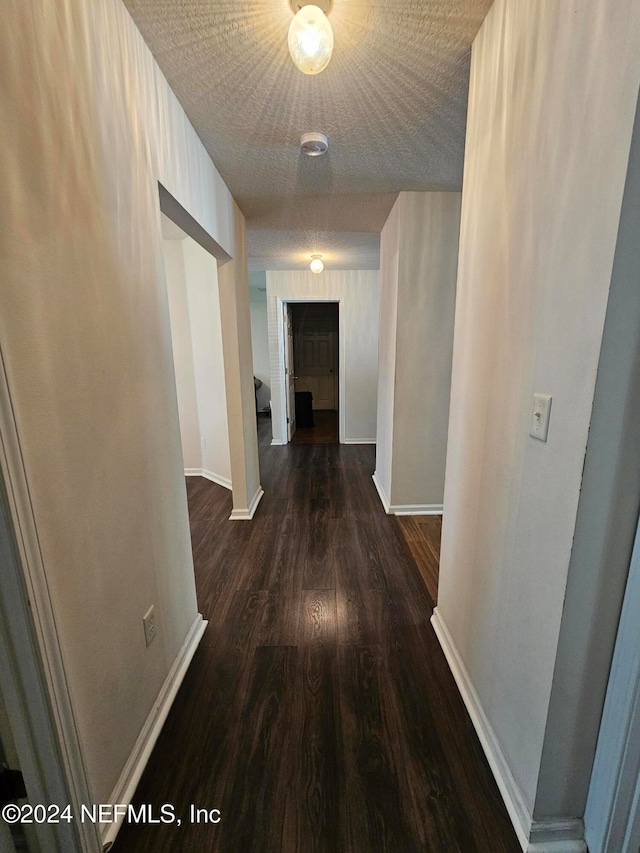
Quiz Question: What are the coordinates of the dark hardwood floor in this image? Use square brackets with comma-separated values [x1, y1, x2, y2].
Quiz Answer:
[395, 515, 442, 607]
[291, 409, 338, 444]
[113, 420, 519, 853]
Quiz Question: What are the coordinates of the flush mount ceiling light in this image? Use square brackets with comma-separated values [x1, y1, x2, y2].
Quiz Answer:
[310, 254, 324, 273]
[288, 2, 334, 75]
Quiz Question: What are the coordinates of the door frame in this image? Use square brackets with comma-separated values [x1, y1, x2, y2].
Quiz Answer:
[585, 510, 640, 852]
[283, 303, 296, 441]
[276, 297, 345, 444]
[0, 351, 101, 853]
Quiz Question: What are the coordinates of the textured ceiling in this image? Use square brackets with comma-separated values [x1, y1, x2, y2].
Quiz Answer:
[248, 229, 381, 271]
[123, 0, 493, 268]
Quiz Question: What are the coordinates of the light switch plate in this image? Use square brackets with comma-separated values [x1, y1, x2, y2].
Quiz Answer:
[529, 394, 552, 442]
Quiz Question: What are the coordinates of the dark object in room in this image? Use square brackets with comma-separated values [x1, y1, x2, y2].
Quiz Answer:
[295, 391, 314, 428]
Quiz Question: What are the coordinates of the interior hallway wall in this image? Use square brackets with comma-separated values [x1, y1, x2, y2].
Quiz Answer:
[248, 273, 271, 412]
[0, 0, 238, 812]
[539, 86, 640, 828]
[374, 191, 461, 514]
[162, 236, 201, 470]
[435, 0, 640, 845]
[182, 237, 231, 487]
[218, 203, 263, 519]
[266, 270, 379, 445]
[163, 228, 232, 487]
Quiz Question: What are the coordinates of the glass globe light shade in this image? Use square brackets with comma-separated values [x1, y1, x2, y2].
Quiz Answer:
[288, 5, 334, 75]
[310, 257, 324, 273]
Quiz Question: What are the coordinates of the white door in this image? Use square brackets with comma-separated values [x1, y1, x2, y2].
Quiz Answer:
[284, 305, 296, 440]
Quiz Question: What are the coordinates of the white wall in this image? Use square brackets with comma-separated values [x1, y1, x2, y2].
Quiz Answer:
[538, 88, 640, 825]
[164, 231, 232, 487]
[0, 0, 236, 809]
[266, 271, 379, 444]
[218, 203, 263, 519]
[374, 192, 460, 513]
[249, 283, 271, 412]
[182, 237, 231, 486]
[435, 0, 640, 845]
[375, 200, 400, 499]
[163, 238, 201, 470]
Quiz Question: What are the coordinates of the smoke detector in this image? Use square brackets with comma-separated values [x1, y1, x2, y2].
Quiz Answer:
[301, 132, 329, 156]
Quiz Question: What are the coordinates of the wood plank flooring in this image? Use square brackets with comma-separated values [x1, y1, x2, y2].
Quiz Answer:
[291, 409, 338, 444]
[395, 515, 442, 607]
[113, 421, 519, 853]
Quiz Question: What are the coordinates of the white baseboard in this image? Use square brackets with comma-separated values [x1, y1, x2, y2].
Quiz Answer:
[229, 486, 264, 520]
[343, 438, 376, 445]
[431, 607, 532, 849]
[371, 473, 442, 516]
[372, 471, 390, 513]
[202, 469, 232, 490]
[389, 503, 443, 516]
[270, 439, 285, 446]
[101, 614, 207, 848]
[184, 469, 232, 490]
[431, 608, 586, 853]
[527, 820, 586, 852]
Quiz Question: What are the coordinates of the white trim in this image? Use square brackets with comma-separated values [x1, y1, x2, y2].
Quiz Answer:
[101, 614, 207, 848]
[270, 439, 285, 446]
[372, 471, 390, 513]
[338, 302, 346, 444]
[430, 607, 532, 848]
[276, 297, 346, 445]
[0, 477, 90, 853]
[528, 820, 586, 852]
[203, 469, 232, 490]
[0, 351, 101, 853]
[389, 503, 443, 516]
[277, 299, 288, 443]
[585, 516, 640, 853]
[371, 472, 442, 516]
[229, 486, 264, 520]
[526, 841, 586, 853]
[343, 438, 376, 445]
[431, 607, 586, 853]
[184, 468, 232, 490]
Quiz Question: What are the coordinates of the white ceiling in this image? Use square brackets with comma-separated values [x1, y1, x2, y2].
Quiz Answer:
[123, 0, 493, 269]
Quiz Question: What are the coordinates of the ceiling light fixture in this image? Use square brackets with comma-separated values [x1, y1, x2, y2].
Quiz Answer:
[300, 131, 329, 156]
[310, 254, 324, 273]
[288, 2, 333, 76]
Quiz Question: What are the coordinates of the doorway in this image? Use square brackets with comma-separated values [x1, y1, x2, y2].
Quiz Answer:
[285, 302, 339, 444]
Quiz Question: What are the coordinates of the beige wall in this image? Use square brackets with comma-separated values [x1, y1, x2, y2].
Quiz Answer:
[182, 237, 231, 485]
[0, 0, 236, 807]
[218, 204, 262, 517]
[436, 0, 640, 842]
[249, 289, 271, 413]
[375, 200, 401, 497]
[163, 231, 232, 485]
[375, 192, 461, 513]
[163, 237, 201, 469]
[538, 89, 640, 824]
